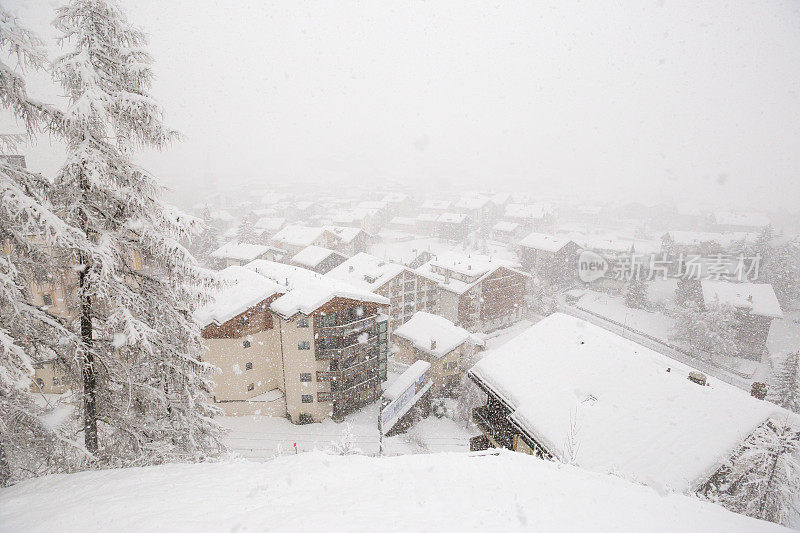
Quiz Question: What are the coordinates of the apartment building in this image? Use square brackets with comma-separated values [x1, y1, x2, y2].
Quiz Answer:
[245, 260, 390, 421]
[325, 252, 439, 333]
[416, 253, 531, 332]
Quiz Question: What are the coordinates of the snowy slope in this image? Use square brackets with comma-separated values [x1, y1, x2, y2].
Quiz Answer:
[0, 451, 786, 532]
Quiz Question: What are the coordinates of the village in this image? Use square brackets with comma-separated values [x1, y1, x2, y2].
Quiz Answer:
[26, 181, 800, 495]
[2, 1, 800, 531]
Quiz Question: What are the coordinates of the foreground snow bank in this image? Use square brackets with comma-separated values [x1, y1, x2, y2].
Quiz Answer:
[0, 451, 786, 532]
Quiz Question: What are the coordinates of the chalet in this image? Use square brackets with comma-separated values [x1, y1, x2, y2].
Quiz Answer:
[453, 195, 493, 233]
[380, 192, 412, 217]
[270, 225, 341, 256]
[490, 221, 523, 243]
[468, 313, 792, 495]
[210, 240, 283, 267]
[700, 281, 783, 361]
[289, 245, 348, 274]
[245, 260, 390, 420]
[415, 213, 440, 236]
[392, 312, 484, 396]
[253, 216, 287, 242]
[325, 252, 439, 332]
[331, 208, 380, 234]
[325, 225, 373, 256]
[436, 212, 469, 241]
[517, 232, 581, 285]
[504, 203, 556, 233]
[416, 253, 531, 332]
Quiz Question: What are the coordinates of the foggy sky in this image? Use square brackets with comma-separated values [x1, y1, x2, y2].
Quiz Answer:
[2, 0, 800, 210]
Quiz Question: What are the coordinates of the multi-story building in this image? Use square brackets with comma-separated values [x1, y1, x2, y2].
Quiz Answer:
[392, 312, 484, 396]
[245, 260, 390, 421]
[416, 253, 531, 332]
[325, 252, 439, 333]
[198, 263, 390, 422]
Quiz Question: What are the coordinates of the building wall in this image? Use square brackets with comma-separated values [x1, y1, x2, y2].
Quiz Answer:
[279, 315, 333, 423]
[31, 361, 69, 394]
[439, 289, 461, 324]
[393, 337, 474, 396]
[203, 328, 282, 403]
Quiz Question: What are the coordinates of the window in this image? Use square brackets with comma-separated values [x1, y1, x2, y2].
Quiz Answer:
[243, 340, 251, 348]
[298, 341, 311, 350]
[53, 377, 60, 385]
[239, 315, 249, 326]
[247, 383, 254, 391]
[245, 362, 253, 370]
[318, 313, 337, 327]
[301, 394, 313, 404]
[41, 293, 53, 306]
[300, 373, 312, 382]
[297, 317, 309, 328]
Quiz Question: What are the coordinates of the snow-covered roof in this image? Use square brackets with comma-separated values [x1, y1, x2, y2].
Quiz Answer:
[416, 213, 440, 222]
[324, 225, 370, 244]
[470, 313, 781, 492]
[437, 212, 467, 224]
[383, 360, 431, 401]
[505, 203, 553, 220]
[290, 245, 345, 269]
[195, 266, 284, 327]
[210, 241, 272, 262]
[663, 231, 758, 247]
[562, 232, 660, 255]
[492, 221, 519, 233]
[713, 211, 770, 228]
[393, 312, 483, 358]
[245, 260, 388, 317]
[518, 232, 575, 252]
[417, 252, 526, 294]
[454, 195, 490, 210]
[701, 280, 783, 318]
[271, 225, 336, 248]
[325, 252, 406, 291]
[254, 217, 286, 232]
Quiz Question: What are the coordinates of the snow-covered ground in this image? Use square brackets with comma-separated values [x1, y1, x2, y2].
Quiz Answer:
[0, 450, 785, 532]
[219, 402, 475, 460]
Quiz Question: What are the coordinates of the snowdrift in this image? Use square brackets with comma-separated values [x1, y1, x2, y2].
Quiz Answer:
[0, 450, 787, 532]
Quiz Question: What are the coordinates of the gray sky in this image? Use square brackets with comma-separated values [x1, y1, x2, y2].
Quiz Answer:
[3, 0, 800, 210]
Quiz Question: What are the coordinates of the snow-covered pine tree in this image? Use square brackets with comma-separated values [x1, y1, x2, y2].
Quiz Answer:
[50, 0, 224, 465]
[703, 418, 800, 527]
[769, 352, 800, 415]
[623, 277, 648, 309]
[670, 300, 738, 363]
[762, 238, 800, 309]
[0, 6, 87, 485]
[236, 212, 256, 244]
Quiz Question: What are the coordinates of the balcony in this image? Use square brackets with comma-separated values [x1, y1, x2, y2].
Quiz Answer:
[316, 334, 377, 360]
[317, 314, 377, 337]
[316, 357, 378, 382]
[472, 406, 514, 449]
[317, 376, 379, 402]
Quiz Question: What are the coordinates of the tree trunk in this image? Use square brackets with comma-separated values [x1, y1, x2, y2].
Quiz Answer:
[0, 439, 11, 486]
[79, 264, 98, 454]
